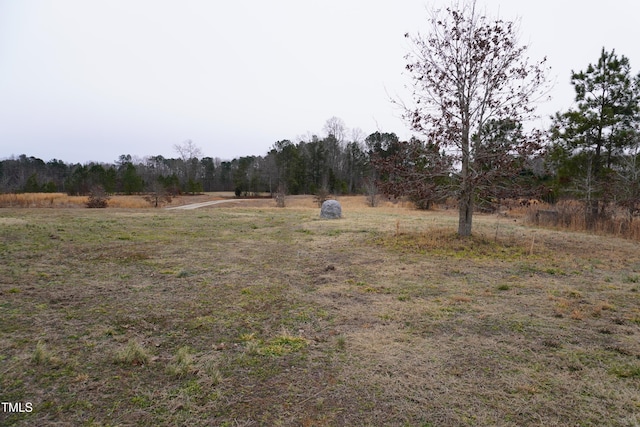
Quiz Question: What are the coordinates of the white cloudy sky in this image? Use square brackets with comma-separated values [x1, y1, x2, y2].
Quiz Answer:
[0, 0, 637, 164]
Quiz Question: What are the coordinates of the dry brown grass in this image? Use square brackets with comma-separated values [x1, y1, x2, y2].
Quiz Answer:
[526, 200, 640, 241]
[2, 198, 640, 426]
[0, 192, 231, 209]
[0, 192, 88, 208]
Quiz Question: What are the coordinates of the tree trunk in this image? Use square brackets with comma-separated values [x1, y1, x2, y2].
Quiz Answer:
[458, 186, 473, 236]
[458, 108, 473, 237]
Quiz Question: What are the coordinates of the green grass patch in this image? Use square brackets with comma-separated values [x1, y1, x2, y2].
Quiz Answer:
[257, 333, 309, 357]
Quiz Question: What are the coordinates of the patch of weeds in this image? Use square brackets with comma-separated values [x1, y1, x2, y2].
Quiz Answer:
[360, 285, 390, 294]
[517, 263, 541, 276]
[120, 251, 151, 263]
[176, 269, 191, 278]
[179, 378, 203, 398]
[566, 289, 582, 299]
[32, 341, 59, 365]
[623, 275, 640, 284]
[259, 333, 308, 357]
[508, 319, 529, 333]
[570, 309, 584, 320]
[243, 339, 262, 356]
[295, 228, 313, 235]
[189, 315, 216, 330]
[450, 295, 472, 303]
[497, 284, 511, 291]
[115, 339, 150, 366]
[102, 327, 118, 337]
[131, 394, 152, 408]
[609, 364, 640, 378]
[545, 267, 567, 275]
[592, 301, 615, 317]
[200, 357, 223, 386]
[379, 312, 395, 321]
[518, 263, 567, 277]
[239, 332, 257, 342]
[167, 346, 194, 377]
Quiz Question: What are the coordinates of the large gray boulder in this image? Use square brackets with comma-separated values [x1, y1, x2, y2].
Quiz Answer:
[320, 199, 342, 219]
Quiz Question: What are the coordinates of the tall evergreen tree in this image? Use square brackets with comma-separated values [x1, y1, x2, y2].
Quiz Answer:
[550, 48, 640, 225]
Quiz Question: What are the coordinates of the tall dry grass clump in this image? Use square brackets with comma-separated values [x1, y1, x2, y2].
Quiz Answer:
[0, 192, 155, 208]
[526, 200, 640, 241]
[0, 193, 87, 208]
[115, 339, 150, 366]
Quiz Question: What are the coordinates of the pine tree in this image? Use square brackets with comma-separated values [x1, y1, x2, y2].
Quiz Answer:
[550, 48, 640, 226]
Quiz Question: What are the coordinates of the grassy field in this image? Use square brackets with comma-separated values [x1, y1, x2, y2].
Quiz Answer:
[1, 196, 640, 426]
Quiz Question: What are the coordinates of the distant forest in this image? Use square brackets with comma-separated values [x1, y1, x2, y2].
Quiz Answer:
[0, 122, 380, 198]
[0, 125, 543, 204]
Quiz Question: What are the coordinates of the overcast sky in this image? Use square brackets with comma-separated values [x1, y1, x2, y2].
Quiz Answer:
[0, 1, 638, 164]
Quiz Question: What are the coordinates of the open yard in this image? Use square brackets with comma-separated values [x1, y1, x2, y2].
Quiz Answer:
[1, 196, 640, 426]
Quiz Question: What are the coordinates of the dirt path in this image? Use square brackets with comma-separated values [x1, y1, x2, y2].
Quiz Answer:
[165, 199, 252, 210]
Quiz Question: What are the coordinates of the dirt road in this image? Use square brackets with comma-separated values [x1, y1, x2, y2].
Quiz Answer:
[165, 199, 251, 210]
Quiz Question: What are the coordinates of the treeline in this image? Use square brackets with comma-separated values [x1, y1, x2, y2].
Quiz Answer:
[0, 118, 374, 197]
[0, 127, 549, 205]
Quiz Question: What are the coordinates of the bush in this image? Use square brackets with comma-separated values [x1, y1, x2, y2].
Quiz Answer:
[86, 186, 110, 208]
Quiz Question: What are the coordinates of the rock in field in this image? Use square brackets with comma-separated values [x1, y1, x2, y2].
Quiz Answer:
[320, 200, 342, 219]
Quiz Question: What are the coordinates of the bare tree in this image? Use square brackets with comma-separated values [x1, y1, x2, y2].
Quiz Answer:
[323, 117, 348, 190]
[144, 180, 173, 208]
[173, 139, 203, 162]
[400, 0, 549, 236]
[173, 139, 203, 193]
[323, 116, 347, 143]
[363, 178, 379, 207]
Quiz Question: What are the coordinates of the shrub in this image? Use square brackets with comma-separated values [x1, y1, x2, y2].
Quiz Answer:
[86, 186, 110, 208]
